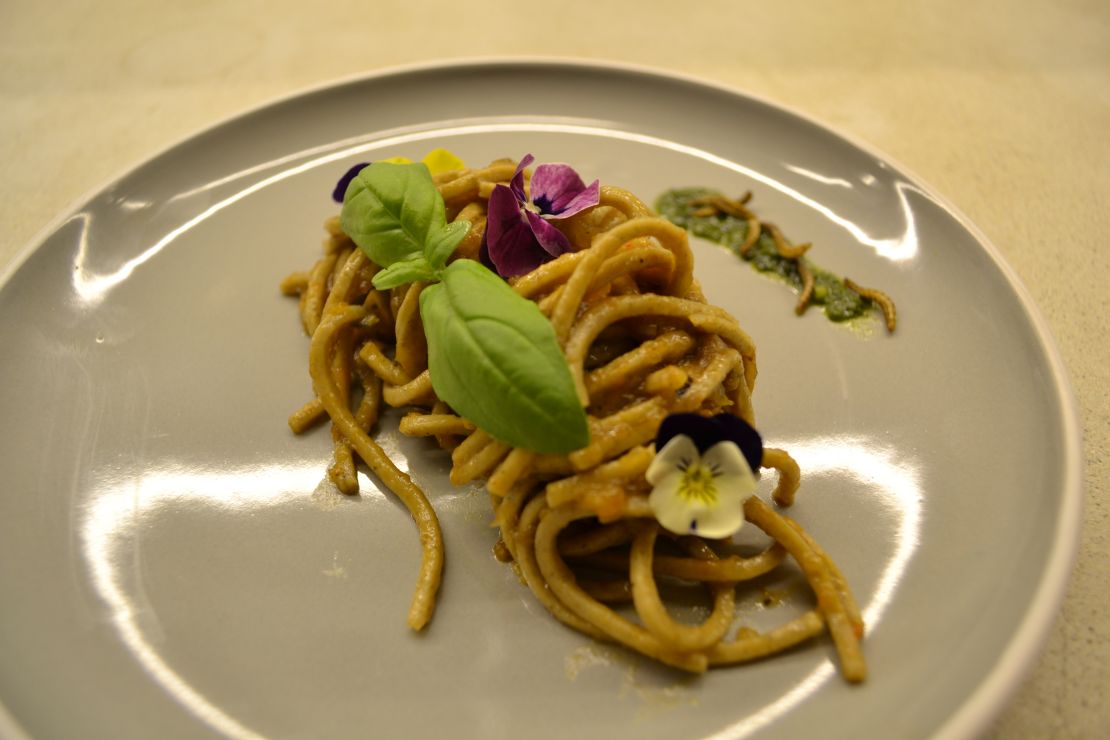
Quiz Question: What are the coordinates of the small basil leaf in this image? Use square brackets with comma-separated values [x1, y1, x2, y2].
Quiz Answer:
[424, 220, 470, 270]
[371, 255, 439, 291]
[420, 261, 589, 454]
[340, 162, 446, 267]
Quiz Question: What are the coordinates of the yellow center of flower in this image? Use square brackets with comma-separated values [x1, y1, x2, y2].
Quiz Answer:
[676, 463, 718, 505]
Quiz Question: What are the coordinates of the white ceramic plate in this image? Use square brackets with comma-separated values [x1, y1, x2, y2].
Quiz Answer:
[0, 61, 1081, 740]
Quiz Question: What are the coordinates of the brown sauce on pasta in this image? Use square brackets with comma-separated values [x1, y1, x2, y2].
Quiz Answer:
[281, 158, 866, 681]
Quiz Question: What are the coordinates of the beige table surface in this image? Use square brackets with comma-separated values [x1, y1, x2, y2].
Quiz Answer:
[1, 1, 1106, 737]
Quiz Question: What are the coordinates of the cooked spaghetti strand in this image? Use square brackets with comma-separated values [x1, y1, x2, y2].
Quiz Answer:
[309, 306, 443, 631]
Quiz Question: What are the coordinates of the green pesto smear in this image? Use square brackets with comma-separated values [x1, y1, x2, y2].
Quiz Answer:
[656, 187, 869, 323]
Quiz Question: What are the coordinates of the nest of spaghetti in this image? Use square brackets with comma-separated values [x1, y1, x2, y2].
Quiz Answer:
[281, 157, 866, 682]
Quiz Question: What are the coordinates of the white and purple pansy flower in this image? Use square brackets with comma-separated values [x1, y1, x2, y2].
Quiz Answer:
[483, 154, 601, 277]
[646, 413, 764, 538]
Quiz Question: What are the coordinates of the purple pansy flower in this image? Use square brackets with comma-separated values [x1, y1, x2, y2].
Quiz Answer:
[333, 162, 370, 203]
[483, 154, 600, 277]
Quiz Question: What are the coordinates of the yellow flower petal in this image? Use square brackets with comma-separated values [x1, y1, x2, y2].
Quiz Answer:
[421, 147, 465, 175]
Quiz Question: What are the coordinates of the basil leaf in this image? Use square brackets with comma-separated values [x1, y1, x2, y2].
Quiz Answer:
[372, 255, 438, 291]
[340, 162, 446, 267]
[420, 260, 589, 454]
[424, 220, 470, 270]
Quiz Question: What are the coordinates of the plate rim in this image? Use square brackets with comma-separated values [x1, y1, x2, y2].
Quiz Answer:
[0, 57, 1084, 740]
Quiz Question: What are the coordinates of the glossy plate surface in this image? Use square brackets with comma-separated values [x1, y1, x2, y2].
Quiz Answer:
[0, 61, 1081, 739]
